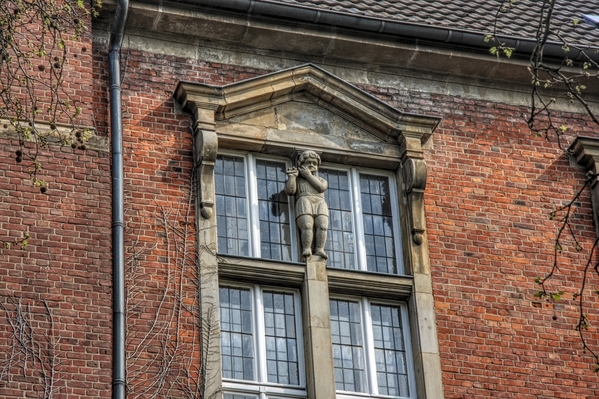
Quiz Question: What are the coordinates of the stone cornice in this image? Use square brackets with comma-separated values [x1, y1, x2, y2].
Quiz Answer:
[570, 136, 599, 174]
[570, 136, 599, 238]
[0, 120, 108, 152]
[175, 64, 440, 145]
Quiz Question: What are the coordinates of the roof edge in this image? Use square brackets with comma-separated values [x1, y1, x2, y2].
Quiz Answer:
[176, 0, 599, 62]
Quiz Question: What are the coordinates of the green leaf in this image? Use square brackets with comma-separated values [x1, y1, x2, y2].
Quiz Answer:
[503, 48, 514, 58]
[490, 47, 498, 56]
[550, 292, 562, 301]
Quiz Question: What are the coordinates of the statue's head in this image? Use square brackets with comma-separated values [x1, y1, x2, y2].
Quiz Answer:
[298, 150, 321, 168]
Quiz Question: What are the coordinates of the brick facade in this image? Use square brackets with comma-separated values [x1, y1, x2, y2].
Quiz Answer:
[2, 6, 599, 399]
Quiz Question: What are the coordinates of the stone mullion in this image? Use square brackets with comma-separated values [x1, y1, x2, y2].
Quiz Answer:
[301, 256, 336, 399]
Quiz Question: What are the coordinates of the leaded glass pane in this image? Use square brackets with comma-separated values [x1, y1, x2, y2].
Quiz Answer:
[360, 174, 397, 274]
[321, 169, 355, 270]
[256, 160, 292, 261]
[330, 299, 366, 393]
[220, 287, 254, 381]
[371, 304, 409, 397]
[263, 291, 300, 385]
[215, 155, 249, 256]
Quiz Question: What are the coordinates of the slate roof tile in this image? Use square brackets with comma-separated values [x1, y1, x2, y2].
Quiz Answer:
[273, 0, 599, 46]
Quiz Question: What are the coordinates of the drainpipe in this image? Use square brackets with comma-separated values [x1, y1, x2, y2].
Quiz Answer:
[109, 1, 129, 399]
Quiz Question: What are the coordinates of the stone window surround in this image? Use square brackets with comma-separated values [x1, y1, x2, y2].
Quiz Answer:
[174, 63, 444, 399]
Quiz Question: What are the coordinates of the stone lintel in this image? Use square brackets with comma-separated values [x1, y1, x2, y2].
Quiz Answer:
[327, 268, 412, 300]
[218, 256, 305, 287]
[217, 132, 404, 171]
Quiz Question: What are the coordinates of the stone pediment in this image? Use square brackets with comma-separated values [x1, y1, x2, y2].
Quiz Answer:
[174, 64, 440, 169]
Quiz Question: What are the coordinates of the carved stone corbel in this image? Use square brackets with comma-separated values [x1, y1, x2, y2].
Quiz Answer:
[570, 137, 599, 237]
[403, 157, 428, 245]
[193, 108, 219, 219]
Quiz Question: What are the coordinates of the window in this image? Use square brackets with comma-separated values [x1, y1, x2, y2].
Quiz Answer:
[215, 154, 295, 261]
[220, 284, 306, 399]
[215, 154, 403, 274]
[330, 298, 414, 399]
[321, 167, 403, 274]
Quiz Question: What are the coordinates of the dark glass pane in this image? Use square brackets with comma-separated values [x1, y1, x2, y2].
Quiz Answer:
[262, 290, 300, 385]
[219, 287, 254, 381]
[256, 160, 292, 261]
[360, 174, 397, 274]
[321, 168, 356, 270]
[215, 155, 249, 256]
[371, 304, 409, 397]
[330, 299, 366, 393]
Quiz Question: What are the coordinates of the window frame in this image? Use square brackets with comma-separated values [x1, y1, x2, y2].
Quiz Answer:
[319, 163, 405, 275]
[330, 295, 416, 399]
[216, 152, 406, 275]
[216, 150, 298, 261]
[220, 281, 308, 398]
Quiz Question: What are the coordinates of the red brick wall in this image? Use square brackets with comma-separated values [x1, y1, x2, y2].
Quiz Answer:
[0, 11, 112, 398]
[3, 35, 599, 399]
[0, 140, 112, 397]
[365, 86, 599, 397]
[417, 98, 599, 398]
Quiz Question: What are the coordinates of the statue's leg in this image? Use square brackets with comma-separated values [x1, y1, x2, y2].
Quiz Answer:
[297, 215, 313, 259]
[313, 215, 328, 260]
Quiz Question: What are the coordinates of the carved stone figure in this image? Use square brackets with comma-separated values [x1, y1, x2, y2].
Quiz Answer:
[285, 151, 329, 261]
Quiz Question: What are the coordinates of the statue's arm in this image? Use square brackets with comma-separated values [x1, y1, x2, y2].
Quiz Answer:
[285, 168, 298, 195]
[303, 173, 327, 193]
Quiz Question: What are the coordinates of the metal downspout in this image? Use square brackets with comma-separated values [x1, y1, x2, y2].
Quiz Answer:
[109, 1, 129, 399]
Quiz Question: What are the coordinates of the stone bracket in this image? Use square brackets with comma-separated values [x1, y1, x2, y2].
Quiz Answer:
[194, 122, 218, 219]
[403, 157, 428, 245]
[570, 136, 599, 237]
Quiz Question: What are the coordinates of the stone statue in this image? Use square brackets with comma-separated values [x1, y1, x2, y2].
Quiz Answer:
[285, 150, 329, 261]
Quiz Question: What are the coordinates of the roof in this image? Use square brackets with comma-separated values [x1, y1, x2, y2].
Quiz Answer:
[270, 0, 599, 47]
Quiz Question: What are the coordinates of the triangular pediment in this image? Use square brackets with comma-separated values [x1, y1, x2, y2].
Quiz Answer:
[174, 64, 440, 146]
